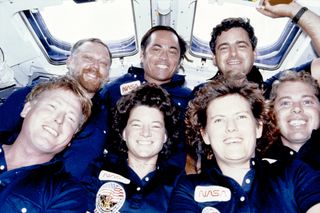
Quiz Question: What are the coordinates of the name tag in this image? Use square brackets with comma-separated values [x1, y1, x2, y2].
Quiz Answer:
[120, 80, 141, 95]
[99, 170, 130, 184]
[194, 185, 231, 202]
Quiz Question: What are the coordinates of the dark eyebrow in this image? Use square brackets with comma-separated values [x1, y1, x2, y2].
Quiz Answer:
[152, 43, 179, 51]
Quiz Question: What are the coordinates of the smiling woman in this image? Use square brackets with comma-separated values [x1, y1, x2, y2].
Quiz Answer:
[82, 83, 183, 212]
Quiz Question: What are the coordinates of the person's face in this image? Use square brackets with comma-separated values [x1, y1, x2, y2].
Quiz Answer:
[213, 27, 256, 82]
[201, 94, 262, 168]
[67, 42, 111, 96]
[20, 88, 83, 155]
[274, 81, 320, 150]
[123, 105, 167, 162]
[141, 30, 181, 85]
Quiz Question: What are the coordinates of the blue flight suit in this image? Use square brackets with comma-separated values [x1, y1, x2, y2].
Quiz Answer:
[101, 66, 191, 115]
[83, 154, 184, 213]
[101, 66, 192, 168]
[263, 60, 313, 98]
[192, 65, 264, 98]
[263, 128, 320, 169]
[0, 85, 108, 180]
[168, 156, 320, 213]
[0, 146, 88, 212]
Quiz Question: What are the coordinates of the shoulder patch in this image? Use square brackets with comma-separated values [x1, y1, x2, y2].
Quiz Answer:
[120, 80, 141, 95]
[95, 182, 126, 213]
[99, 170, 130, 184]
[194, 185, 231, 202]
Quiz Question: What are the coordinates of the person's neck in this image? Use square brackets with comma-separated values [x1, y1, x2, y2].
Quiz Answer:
[281, 137, 304, 152]
[218, 161, 251, 185]
[128, 155, 158, 179]
[3, 140, 53, 171]
[85, 91, 95, 99]
[144, 75, 170, 86]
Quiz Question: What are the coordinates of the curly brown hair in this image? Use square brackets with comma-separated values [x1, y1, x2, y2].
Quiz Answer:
[185, 76, 275, 161]
[109, 83, 180, 161]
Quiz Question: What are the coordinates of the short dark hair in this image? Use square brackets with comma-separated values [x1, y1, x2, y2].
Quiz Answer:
[140, 25, 187, 61]
[110, 83, 180, 161]
[209, 17, 258, 55]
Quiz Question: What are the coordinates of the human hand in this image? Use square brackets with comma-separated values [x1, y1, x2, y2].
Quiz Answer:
[256, 0, 300, 19]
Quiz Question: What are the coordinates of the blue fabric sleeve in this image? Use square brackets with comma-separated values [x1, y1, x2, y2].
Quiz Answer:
[0, 87, 31, 132]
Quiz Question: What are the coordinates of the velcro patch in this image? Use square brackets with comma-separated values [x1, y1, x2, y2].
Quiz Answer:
[120, 80, 141, 95]
[99, 170, 130, 184]
[194, 185, 231, 202]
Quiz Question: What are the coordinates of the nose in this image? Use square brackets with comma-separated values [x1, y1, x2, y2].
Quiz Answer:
[291, 102, 303, 114]
[226, 119, 238, 133]
[89, 59, 99, 70]
[54, 112, 65, 125]
[140, 125, 151, 137]
[230, 46, 237, 57]
[159, 49, 169, 60]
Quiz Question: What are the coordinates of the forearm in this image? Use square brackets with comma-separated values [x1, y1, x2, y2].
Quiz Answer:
[293, 6, 320, 54]
[258, 1, 320, 54]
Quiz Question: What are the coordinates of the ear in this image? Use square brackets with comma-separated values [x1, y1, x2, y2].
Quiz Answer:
[122, 129, 127, 141]
[256, 121, 263, 139]
[212, 54, 217, 66]
[20, 102, 32, 118]
[140, 50, 145, 62]
[163, 132, 168, 144]
[200, 128, 210, 145]
[253, 50, 257, 60]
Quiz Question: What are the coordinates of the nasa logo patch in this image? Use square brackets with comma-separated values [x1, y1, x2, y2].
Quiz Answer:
[95, 182, 126, 213]
[98, 170, 130, 184]
[194, 185, 231, 202]
[120, 80, 141, 95]
[202, 206, 220, 213]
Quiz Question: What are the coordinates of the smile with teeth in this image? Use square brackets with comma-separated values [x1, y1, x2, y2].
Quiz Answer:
[227, 60, 240, 65]
[289, 119, 306, 127]
[85, 72, 98, 80]
[156, 64, 169, 69]
[43, 125, 58, 137]
[137, 140, 153, 145]
[224, 138, 242, 144]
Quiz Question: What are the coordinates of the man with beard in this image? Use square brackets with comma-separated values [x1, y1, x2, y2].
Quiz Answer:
[0, 38, 112, 180]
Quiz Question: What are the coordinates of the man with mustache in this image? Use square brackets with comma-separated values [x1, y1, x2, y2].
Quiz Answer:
[0, 38, 112, 180]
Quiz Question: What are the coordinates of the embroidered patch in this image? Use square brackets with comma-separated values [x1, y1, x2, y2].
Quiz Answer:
[120, 80, 141, 95]
[202, 206, 221, 213]
[95, 182, 126, 213]
[98, 170, 130, 184]
[194, 185, 231, 202]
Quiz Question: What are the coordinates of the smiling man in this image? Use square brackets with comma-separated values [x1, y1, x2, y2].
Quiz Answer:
[0, 38, 112, 180]
[102, 25, 192, 169]
[262, 71, 320, 168]
[0, 76, 92, 212]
